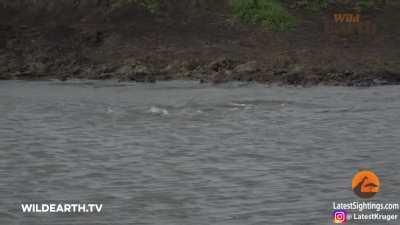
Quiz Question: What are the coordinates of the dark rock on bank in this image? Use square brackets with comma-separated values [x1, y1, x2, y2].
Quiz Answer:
[208, 57, 237, 72]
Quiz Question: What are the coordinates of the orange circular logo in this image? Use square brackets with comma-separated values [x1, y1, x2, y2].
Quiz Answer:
[352, 170, 380, 198]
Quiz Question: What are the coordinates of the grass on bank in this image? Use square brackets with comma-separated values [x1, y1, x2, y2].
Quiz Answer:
[230, 0, 385, 31]
[304, 0, 328, 11]
[231, 0, 295, 31]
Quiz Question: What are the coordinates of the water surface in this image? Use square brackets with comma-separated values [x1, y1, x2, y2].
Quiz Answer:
[0, 80, 399, 225]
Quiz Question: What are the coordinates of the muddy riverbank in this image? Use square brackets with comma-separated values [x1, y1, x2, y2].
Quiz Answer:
[1, 1, 400, 86]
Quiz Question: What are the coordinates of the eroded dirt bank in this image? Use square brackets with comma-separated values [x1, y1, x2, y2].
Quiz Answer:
[1, 2, 400, 86]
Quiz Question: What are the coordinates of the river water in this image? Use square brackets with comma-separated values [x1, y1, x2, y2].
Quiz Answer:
[0, 80, 399, 225]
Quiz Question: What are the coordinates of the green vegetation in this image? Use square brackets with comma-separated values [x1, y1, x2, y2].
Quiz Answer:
[356, 0, 386, 9]
[303, 0, 328, 11]
[230, 0, 386, 30]
[231, 0, 295, 31]
[286, 0, 385, 11]
[0, 0, 389, 31]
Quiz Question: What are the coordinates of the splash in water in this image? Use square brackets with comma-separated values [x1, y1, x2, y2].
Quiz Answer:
[148, 106, 169, 115]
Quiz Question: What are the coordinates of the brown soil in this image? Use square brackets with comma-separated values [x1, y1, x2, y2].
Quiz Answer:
[1, 2, 400, 86]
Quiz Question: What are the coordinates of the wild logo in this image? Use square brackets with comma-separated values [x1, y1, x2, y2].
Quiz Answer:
[324, 0, 386, 38]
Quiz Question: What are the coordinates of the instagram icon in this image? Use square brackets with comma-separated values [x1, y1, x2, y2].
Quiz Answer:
[332, 210, 347, 224]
